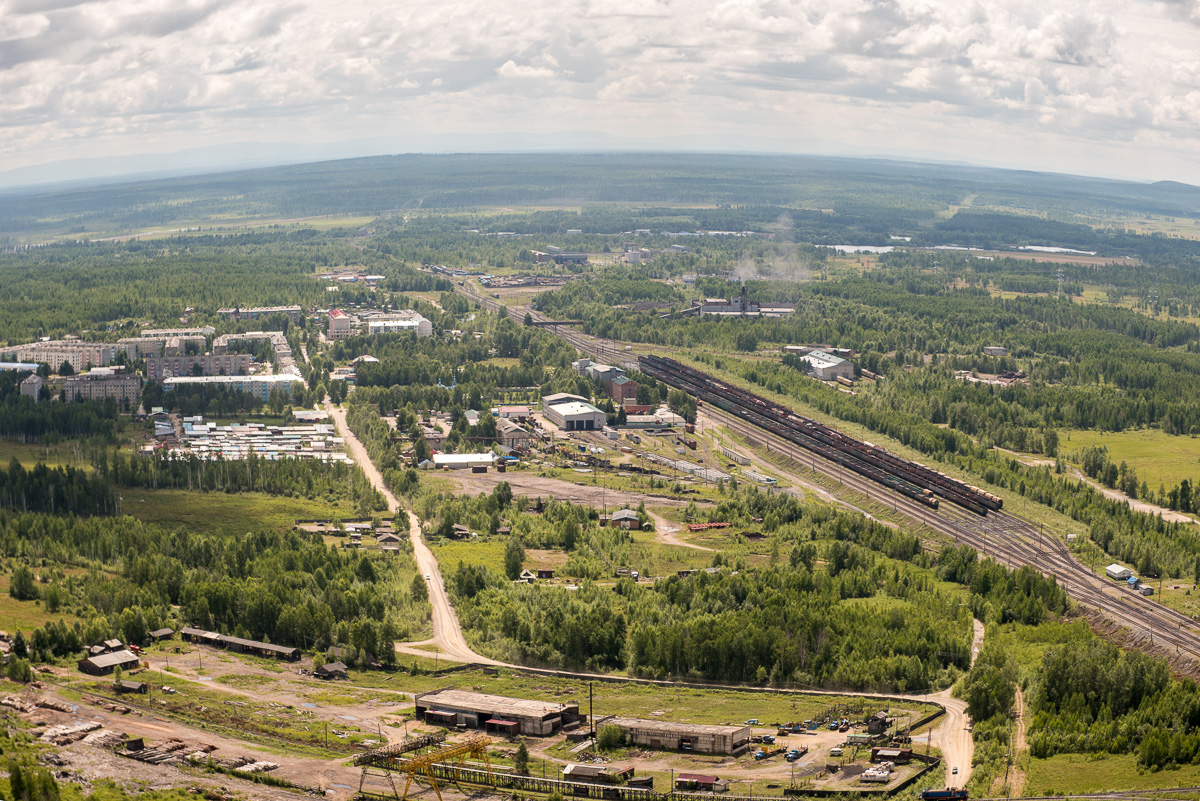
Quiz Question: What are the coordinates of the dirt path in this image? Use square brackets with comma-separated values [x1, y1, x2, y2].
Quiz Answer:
[1009, 686, 1027, 796]
[1065, 466, 1197, 524]
[645, 511, 713, 552]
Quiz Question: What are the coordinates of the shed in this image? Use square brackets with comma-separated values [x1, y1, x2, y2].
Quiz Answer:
[563, 764, 615, 784]
[537, 569, 555, 580]
[871, 747, 912, 764]
[115, 680, 148, 694]
[148, 628, 175, 642]
[675, 774, 727, 791]
[1106, 564, 1132, 581]
[612, 509, 640, 530]
[79, 650, 141, 676]
[486, 718, 521, 735]
[315, 661, 348, 680]
[867, 711, 889, 734]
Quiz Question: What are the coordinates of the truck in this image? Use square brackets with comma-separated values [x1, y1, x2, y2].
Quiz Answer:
[920, 791, 967, 801]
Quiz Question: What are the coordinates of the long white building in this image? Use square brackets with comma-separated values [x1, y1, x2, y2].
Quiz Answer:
[2, 341, 117, 372]
[365, 310, 432, 337]
[163, 374, 304, 402]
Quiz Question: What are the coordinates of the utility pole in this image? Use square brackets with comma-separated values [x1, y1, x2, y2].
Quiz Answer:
[589, 682, 595, 738]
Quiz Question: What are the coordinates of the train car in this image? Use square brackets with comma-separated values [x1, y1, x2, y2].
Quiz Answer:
[836, 376, 855, 388]
[921, 789, 967, 801]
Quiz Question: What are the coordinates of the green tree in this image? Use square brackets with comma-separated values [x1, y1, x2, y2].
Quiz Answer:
[514, 741, 529, 774]
[9, 564, 38, 601]
[411, 573, 429, 602]
[961, 641, 1017, 723]
[504, 535, 525, 580]
[596, 724, 624, 751]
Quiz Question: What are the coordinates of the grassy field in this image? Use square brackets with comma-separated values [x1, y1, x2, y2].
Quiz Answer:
[433, 538, 508, 575]
[0, 438, 93, 469]
[0, 573, 82, 631]
[1025, 752, 1200, 795]
[118, 487, 357, 535]
[1062, 427, 1200, 489]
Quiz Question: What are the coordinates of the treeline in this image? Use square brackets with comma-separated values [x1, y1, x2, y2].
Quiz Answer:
[2, 510, 430, 658]
[0, 458, 117, 516]
[0, 388, 124, 444]
[444, 487, 1066, 690]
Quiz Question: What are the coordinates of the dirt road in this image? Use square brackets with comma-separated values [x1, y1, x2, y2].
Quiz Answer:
[646, 511, 713, 552]
[442, 468, 698, 511]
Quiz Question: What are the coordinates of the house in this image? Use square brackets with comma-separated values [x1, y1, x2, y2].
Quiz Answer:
[675, 774, 729, 792]
[518, 569, 537, 582]
[612, 509, 640, 530]
[315, 661, 349, 680]
[537, 569, 555, 580]
[867, 711, 889, 734]
[377, 532, 402, 545]
[148, 628, 175, 643]
[79, 650, 141, 676]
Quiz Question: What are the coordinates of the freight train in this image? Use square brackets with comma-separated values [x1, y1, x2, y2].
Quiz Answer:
[639, 355, 999, 516]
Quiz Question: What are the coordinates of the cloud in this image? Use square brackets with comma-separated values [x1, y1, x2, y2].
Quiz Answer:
[1, 0, 1199, 183]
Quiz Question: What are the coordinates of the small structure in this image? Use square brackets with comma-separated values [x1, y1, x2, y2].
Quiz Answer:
[433, 453, 499, 470]
[867, 711, 889, 734]
[377, 532, 402, 545]
[537, 569, 555, 580]
[148, 628, 175, 643]
[675, 774, 729, 792]
[78, 650, 141, 676]
[1105, 564, 1133, 581]
[983, 346, 1009, 357]
[315, 661, 349, 680]
[518, 569, 538, 583]
[114, 680, 148, 694]
[871, 747, 912, 764]
[562, 764, 614, 784]
[611, 509, 640, 530]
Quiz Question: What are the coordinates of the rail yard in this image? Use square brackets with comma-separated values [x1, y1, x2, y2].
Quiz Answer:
[454, 278, 1200, 665]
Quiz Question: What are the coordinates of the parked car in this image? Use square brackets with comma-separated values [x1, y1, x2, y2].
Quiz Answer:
[754, 750, 767, 760]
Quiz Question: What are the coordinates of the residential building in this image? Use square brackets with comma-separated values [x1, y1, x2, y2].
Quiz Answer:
[78, 650, 141, 676]
[212, 332, 298, 374]
[3, 340, 117, 373]
[163, 373, 304, 402]
[365, 310, 432, 337]
[146, 354, 251, 380]
[19, 374, 42, 400]
[62, 370, 140, 403]
[328, 309, 353, 341]
[217, 305, 302, 322]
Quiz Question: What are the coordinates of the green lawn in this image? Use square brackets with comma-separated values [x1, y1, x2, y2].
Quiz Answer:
[1062, 428, 1200, 488]
[118, 487, 356, 535]
[1026, 752, 1200, 796]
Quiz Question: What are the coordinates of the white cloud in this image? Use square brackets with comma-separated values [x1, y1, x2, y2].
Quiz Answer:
[1, 0, 1199, 183]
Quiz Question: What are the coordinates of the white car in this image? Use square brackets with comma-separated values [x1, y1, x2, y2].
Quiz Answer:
[952, 767, 958, 775]
[425, 574, 431, 580]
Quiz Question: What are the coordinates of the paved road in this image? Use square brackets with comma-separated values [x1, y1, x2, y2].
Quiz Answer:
[326, 399, 974, 784]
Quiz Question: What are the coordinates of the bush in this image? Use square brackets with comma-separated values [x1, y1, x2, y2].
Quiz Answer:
[596, 724, 624, 751]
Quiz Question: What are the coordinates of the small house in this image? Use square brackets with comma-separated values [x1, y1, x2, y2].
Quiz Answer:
[79, 649, 141, 676]
[1106, 564, 1132, 581]
[612, 509, 640, 530]
[148, 628, 175, 643]
[867, 711, 889, 734]
[537, 569, 555, 580]
[377, 533, 401, 545]
[315, 661, 348, 680]
[115, 680, 148, 695]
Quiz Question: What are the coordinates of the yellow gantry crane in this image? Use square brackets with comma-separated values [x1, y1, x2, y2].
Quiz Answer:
[397, 734, 494, 801]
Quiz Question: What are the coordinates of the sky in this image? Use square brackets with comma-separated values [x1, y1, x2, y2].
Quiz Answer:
[2, 0, 1200, 186]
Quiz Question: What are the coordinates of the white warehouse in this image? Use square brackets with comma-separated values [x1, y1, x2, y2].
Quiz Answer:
[797, 350, 854, 382]
[545, 401, 606, 431]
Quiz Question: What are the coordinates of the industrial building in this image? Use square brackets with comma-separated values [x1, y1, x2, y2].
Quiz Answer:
[414, 689, 581, 736]
[78, 649, 141, 676]
[601, 717, 751, 755]
[328, 309, 353, 341]
[146, 354, 251, 380]
[217, 305, 302, 322]
[2, 340, 117, 372]
[983, 346, 1009, 357]
[1106, 564, 1133, 581]
[62, 370, 140, 403]
[431, 453, 499, 470]
[179, 628, 299, 660]
[688, 286, 794, 319]
[574, 359, 640, 404]
[541, 392, 588, 413]
[623, 410, 685, 429]
[496, 418, 532, 449]
[795, 350, 854, 382]
[163, 373, 305, 402]
[545, 400, 606, 431]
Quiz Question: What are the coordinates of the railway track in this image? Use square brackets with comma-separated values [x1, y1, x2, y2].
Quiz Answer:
[451, 277, 1200, 661]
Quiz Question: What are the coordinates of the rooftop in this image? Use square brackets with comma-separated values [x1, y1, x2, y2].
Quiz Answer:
[83, 649, 140, 669]
[551, 402, 604, 416]
[417, 689, 573, 718]
[606, 717, 750, 736]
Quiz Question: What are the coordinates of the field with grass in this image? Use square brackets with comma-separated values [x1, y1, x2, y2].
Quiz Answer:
[432, 538, 508, 575]
[1062, 427, 1200, 489]
[0, 438, 93, 469]
[117, 487, 357, 535]
[0, 573, 82, 630]
[1025, 752, 1200, 796]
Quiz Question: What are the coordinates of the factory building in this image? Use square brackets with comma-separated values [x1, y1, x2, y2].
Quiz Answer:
[62, 370, 141, 403]
[146, 354, 251, 380]
[163, 374, 305, 402]
[601, 717, 751, 755]
[217, 305, 302, 322]
[541, 392, 588, 414]
[545, 401, 606, 431]
[328, 309, 353, 341]
[496, 418, 532, 449]
[431, 453, 499, 470]
[689, 286, 795, 319]
[414, 689, 581, 736]
[795, 350, 854, 382]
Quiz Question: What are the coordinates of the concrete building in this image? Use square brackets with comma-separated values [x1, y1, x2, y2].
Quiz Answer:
[795, 350, 854, 382]
[78, 649, 140, 676]
[1106, 564, 1133, 581]
[328, 309, 353, 341]
[983, 346, 1009, 357]
[146, 354, 251, 380]
[692, 286, 795, 319]
[62, 370, 140, 403]
[212, 332, 298, 375]
[610, 375, 639, 404]
[623, 410, 685, 429]
[163, 374, 305, 402]
[541, 393, 588, 414]
[544, 401, 606, 432]
[217, 305, 302, 322]
[496, 418, 532, 449]
[3, 341, 117, 373]
[140, 326, 216, 338]
[366, 310, 432, 338]
[602, 717, 751, 755]
[414, 689, 581, 736]
[20, 374, 42, 400]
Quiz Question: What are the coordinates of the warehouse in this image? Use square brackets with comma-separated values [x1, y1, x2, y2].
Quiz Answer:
[1106, 564, 1133, 581]
[545, 401, 606, 431]
[78, 650, 141, 676]
[178, 628, 299, 660]
[432, 453, 499, 470]
[601, 717, 751, 754]
[414, 689, 581, 736]
[541, 392, 588, 414]
[795, 350, 854, 381]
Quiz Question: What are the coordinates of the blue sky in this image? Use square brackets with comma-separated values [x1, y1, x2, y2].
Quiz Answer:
[3, 0, 1199, 185]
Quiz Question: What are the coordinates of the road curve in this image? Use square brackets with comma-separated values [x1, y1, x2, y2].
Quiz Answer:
[326, 399, 971, 785]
